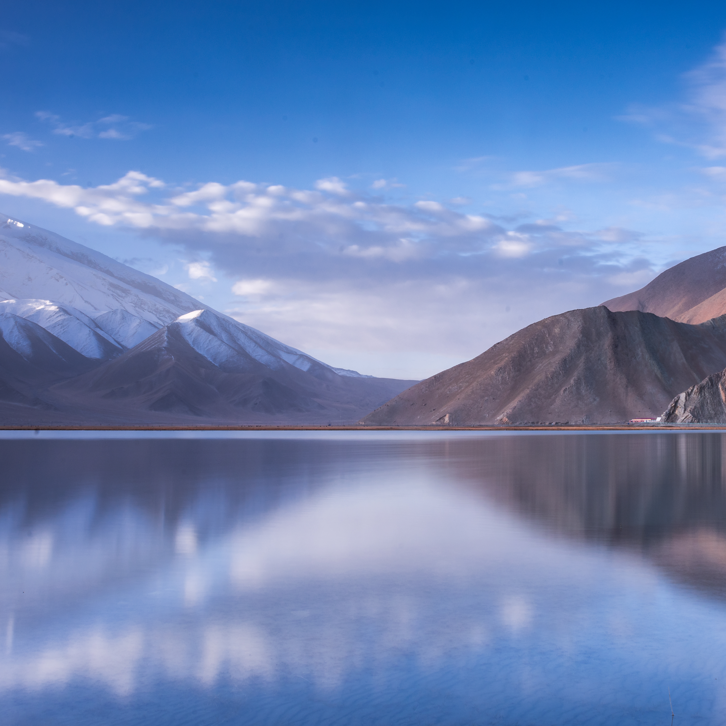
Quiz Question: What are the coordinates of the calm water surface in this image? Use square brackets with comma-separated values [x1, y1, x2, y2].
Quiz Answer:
[2, 431, 726, 725]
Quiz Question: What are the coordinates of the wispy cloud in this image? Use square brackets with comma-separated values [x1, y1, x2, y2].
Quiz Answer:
[2, 132, 42, 152]
[35, 112, 152, 141]
[455, 156, 494, 173]
[0, 30, 28, 50]
[370, 178, 405, 190]
[494, 163, 618, 189]
[620, 36, 726, 159]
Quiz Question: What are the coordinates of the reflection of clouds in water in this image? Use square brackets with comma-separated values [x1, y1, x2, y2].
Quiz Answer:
[0, 628, 144, 696]
[183, 569, 207, 606]
[227, 481, 538, 590]
[0, 494, 165, 616]
[198, 624, 275, 686]
[175, 523, 198, 556]
[0, 599, 497, 697]
[21, 530, 53, 569]
[499, 595, 533, 634]
[5, 616, 12, 655]
[0, 454, 669, 703]
[0, 482, 558, 697]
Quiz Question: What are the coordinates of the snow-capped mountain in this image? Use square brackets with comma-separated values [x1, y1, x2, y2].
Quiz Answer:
[0, 213, 415, 424]
[0, 213, 368, 379]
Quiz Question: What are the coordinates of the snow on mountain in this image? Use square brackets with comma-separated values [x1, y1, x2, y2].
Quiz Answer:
[0, 299, 123, 359]
[0, 313, 96, 379]
[0, 213, 370, 379]
[94, 309, 160, 349]
[174, 309, 344, 376]
[0, 314, 46, 360]
[0, 214, 199, 324]
[331, 366, 372, 378]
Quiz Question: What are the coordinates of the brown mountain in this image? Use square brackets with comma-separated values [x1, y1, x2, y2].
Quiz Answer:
[602, 246, 726, 323]
[362, 306, 726, 426]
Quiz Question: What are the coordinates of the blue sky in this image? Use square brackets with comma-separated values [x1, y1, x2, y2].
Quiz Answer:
[3, 1, 726, 378]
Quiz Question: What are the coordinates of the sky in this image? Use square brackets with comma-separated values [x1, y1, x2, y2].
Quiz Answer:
[4, 1, 726, 379]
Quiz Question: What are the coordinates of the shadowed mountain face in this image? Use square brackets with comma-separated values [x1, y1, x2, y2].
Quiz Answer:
[0, 314, 101, 410]
[363, 306, 726, 425]
[602, 246, 726, 324]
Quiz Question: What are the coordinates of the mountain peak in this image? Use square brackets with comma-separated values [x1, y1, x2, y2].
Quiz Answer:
[0, 213, 201, 324]
[603, 246, 726, 324]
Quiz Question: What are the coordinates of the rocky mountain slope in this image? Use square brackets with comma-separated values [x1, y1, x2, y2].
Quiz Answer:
[660, 368, 726, 423]
[602, 246, 726, 324]
[363, 306, 726, 425]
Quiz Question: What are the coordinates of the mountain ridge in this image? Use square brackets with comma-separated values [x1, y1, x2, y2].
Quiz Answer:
[602, 246, 726, 324]
[362, 306, 726, 425]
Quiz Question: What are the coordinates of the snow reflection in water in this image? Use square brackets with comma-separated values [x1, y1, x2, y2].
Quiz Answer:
[2, 432, 726, 724]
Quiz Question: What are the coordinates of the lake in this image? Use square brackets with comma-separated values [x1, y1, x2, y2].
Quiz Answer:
[2, 430, 726, 725]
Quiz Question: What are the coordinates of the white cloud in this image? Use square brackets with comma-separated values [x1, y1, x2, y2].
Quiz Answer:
[171, 183, 228, 207]
[493, 234, 533, 258]
[314, 176, 349, 195]
[232, 279, 275, 296]
[415, 200, 445, 213]
[185, 261, 217, 282]
[2, 132, 42, 152]
[0, 169, 506, 247]
[343, 238, 422, 262]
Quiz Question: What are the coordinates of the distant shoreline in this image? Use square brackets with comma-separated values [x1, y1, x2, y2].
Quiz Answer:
[1, 424, 725, 432]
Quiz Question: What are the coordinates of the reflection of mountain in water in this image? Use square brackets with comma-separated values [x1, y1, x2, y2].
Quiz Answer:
[0, 437, 356, 620]
[444, 432, 726, 600]
[7, 434, 726, 605]
[5, 433, 726, 718]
